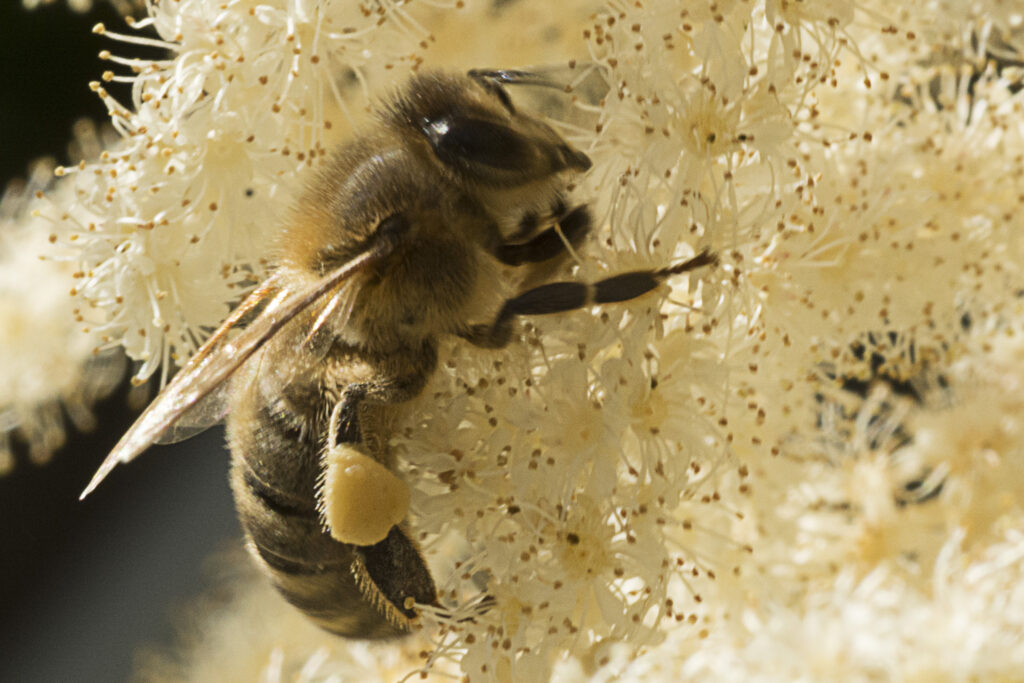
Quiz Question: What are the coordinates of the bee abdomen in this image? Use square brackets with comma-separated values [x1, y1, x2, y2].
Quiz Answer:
[239, 461, 314, 519]
[231, 451, 411, 638]
[228, 385, 444, 638]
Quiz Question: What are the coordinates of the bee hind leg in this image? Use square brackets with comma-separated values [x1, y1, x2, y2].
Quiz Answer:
[329, 342, 439, 446]
[351, 526, 439, 633]
[321, 441, 410, 546]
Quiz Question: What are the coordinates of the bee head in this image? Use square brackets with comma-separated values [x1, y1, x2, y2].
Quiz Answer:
[383, 70, 591, 187]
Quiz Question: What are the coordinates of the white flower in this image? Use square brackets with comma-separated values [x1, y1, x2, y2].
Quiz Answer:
[0, 160, 124, 470]
[625, 530, 1024, 682]
[10, 0, 1024, 680]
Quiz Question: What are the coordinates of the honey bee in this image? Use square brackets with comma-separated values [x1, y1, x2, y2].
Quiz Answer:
[81, 69, 716, 638]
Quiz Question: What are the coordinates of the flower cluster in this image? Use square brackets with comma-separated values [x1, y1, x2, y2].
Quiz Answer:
[617, 528, 1024, 682]
[8, 0, 1024, 680]
[0, 151, 124, 471]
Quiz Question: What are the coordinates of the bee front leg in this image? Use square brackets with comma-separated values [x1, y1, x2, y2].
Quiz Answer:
[460, 248, 718, 349]
[494, 204, 591, 266]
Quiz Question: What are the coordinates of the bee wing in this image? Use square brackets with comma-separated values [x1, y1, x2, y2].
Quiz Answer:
[151, 270, 362, 446]
[151, 377, 232, 444]
[80, 247, 384, 499]
[144, 279, 283, 445]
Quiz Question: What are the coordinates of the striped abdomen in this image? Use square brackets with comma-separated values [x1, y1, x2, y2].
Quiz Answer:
[226, 363, 436, 638]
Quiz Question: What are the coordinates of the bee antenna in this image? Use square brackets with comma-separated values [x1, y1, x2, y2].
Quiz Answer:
[468, 68, 561, 91]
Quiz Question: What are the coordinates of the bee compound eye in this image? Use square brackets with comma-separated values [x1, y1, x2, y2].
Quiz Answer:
[423, 115, 532, 171]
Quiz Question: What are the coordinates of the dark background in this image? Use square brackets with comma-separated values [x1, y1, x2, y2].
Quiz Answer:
[0, 4, 240, 681]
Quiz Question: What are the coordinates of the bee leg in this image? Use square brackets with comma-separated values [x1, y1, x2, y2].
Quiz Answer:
[331, 342, 439, 446]
[460, 248, 717, 349]
[332, 385, 367, 444]
[332, 377, 428, 445]
[320, 437, 410, 546]
[506, 194, 567, 241]
[495, 205, 591, 266]
[351, 525, 439, 630]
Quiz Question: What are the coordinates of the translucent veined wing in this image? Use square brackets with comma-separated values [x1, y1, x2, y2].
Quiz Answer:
[149, 278, 283, 446]
[152, 266, 365, 446]
[151, 380, 232, 445]
[80, 245, 389, 499]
